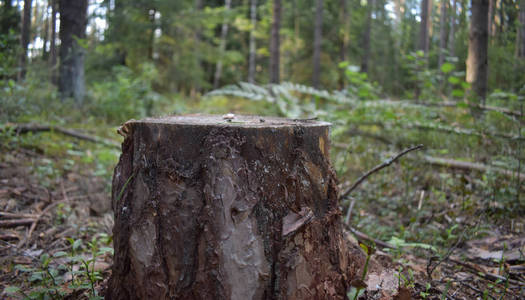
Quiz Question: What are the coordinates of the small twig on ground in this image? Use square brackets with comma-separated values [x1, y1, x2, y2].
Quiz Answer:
[342, 223, 396, 250]
[0, 212, 39, 219]
[17, 182, 71, 248]
[344, 197, 356, 225]
[339, 144, 424, 200]
[0, 218, 35, 228]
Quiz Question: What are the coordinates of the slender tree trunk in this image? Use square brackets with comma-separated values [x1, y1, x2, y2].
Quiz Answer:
[419, 0, 432, 55]
[466, 0, 489, 104]
[448, 0, 457, 58]
[361, 0, 374, 73]
[213, 0, 231, 89]
[58, 0, 88, 103]
[50, 0, 57, 84]
[339, 0, 349, 63]
[269, 0, 281, 84]
[312, 0, 323, 88]
[339, 0, 349, 88]
[18, 0, 32, 81]
[518, 0, 525, 58]
[438, 0, 448, 70]
[248, 0, 257, 83]
[488, 0, 495, 37]
[147, 8, 156, 60]
[42, 2, 49, 59]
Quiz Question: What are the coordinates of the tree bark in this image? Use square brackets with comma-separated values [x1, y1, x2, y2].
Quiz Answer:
[18, 0, 32, 81]
[518, 0, 525, 58]
[466, 0, 489, 104]
[108, 115, 360, 300]
[361, 0, 374, 73]
[269, 0, 281, 84]
[58, 0, 88, 103]
[419, 0, 432, 55]
[312, 0, 323, 88]
[213, 0, 232, 89]
[248, 0, 257, 83]
[438, 0, 448, 70]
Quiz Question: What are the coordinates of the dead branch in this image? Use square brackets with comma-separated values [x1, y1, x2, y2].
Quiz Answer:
[0, 212, 39, 219]
[333, 143, 525, 181]
[421, 155, 525, 181]
[3, 124, 120, 149]
[339, 144, 424, 200]
[343, 223, 396, 250]
[381, 99, 524, 119]
[0, 218, 35, 228]
[348, 120, 524, 141]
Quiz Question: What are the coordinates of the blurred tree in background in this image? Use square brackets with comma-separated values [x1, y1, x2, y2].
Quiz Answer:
[0, 0, 524, 121]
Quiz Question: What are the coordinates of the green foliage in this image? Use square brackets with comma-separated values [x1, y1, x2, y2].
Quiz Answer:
[90, 63, 165, 123]
[5, 234, 112, 300]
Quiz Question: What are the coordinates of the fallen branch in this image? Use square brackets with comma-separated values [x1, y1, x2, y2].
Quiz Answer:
[3, 124, 120, 149]
[421, 155, 525, 181]
[339, 144, 424, 200]
[347, 120, 524, 141]
[379, 99, 524, 119]
[0, 218, 35, 228]
[333, 143, 525, 181]
[343, 223, 396, 250]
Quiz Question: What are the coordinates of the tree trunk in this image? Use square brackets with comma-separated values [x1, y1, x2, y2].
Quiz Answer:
[466, 0, 489, 104]
[213, 0, 232, 89]
[339, 0, 349, 88]
[248, 0, 257, 83]
[438, 0, 448, 70]
[269, 0, 281, 84]
[518, 0, 525, 58]
[448, 0, 457, 58]
[50, 0, 57, 84]
[361, 0, 374, 73]
[18, 0, 32, 81]
[419, 0, 432, 55]
[312, 0, 323, 88]
[108, 115, 359, 300]
[58, 0, 88, 103]
[42, 2, 49, 60]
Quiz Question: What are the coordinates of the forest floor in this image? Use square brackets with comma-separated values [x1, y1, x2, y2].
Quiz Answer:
[0, 127, 524, 299]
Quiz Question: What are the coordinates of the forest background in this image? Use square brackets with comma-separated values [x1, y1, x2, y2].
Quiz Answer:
[0, 0, 524, 299]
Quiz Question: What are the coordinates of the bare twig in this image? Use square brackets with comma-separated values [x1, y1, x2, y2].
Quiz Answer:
[339, 144, 424, 200]
[344, 197, 356, 225]
[0, 218, 35, 228]
[18, 182, 71, 248]
[342, 223, 396, 250]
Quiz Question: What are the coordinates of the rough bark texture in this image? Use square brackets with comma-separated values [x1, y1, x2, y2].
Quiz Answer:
[312, 0, 323, 88]
[466, 0, 489, 103]
[58, 0, 88, 103]
[107, 115, 359, 300]
[18, 0, 32, 81]
[269, 0, 281, 84]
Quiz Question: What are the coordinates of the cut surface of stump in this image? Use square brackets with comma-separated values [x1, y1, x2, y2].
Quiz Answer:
[108, 114, 360, 300]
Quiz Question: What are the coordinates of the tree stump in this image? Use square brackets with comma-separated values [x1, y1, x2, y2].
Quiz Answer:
[108, 115, 359, 300]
